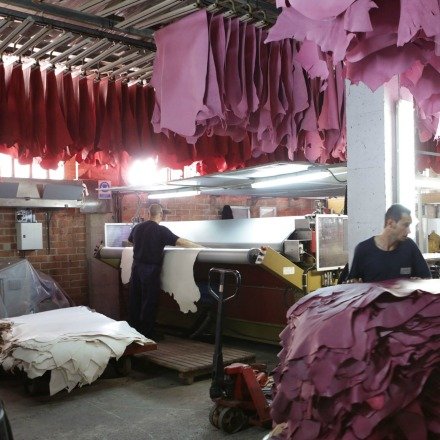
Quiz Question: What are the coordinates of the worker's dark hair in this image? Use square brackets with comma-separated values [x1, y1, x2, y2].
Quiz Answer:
[221, 205, 234, 219]
[384, 204, 411, 226]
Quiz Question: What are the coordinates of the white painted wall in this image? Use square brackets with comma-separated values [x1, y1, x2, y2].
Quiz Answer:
[346, 80, 398, 265]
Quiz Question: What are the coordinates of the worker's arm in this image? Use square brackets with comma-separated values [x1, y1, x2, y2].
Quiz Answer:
[176, 237, 203, 248]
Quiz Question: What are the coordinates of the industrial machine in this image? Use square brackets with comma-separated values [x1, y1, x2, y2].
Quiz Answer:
[93, 214, 348, 344]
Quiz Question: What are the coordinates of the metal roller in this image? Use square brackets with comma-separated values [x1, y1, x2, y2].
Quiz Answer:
[99, 246, 261, 265]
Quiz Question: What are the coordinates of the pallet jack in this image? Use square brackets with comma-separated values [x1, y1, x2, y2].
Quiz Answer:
[207, 268, 272, 434]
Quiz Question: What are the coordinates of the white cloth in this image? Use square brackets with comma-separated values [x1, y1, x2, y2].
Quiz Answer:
[120, 247, 202, 313]
[0, 306, 153, 395]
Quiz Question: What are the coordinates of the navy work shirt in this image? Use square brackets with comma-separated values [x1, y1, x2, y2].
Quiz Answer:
[348, 237, 431, 282]
[128, 221, 179, 265]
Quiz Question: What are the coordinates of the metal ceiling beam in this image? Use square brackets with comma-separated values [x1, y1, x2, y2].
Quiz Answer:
[0, 1, 155, 50]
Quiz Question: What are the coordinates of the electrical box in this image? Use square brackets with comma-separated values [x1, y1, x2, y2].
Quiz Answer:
[16, 223, 43, 250]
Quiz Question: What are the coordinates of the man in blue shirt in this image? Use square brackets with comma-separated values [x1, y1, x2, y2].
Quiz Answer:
[128, 204, 201, 339]
[348, 204, 431, 282]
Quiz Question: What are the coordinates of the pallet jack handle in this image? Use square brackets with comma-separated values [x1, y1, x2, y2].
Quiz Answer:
[208, 268, 241, 399]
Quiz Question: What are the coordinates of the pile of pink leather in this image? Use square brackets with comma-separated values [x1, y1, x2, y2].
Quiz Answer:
[267, 0, 440, 147]
[151, 10, 346, 164]
[271, 279, 440, 439]
[0, 60, 321, 172]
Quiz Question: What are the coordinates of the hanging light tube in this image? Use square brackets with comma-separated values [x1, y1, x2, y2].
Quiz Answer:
[251, 170, 332, 189]
[148, 190, 200, 199]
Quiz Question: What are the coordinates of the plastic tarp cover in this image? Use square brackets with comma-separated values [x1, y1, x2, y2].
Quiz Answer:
[0, 259, 72, 318]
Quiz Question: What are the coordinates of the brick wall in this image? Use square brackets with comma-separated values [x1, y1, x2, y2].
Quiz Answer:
[120, 194, 320, 222]
[0, 208, 88, 306]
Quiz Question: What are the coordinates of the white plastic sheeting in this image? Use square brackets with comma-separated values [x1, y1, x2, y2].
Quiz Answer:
[0, 259, 71, 318]
[0, 306, 153, 395]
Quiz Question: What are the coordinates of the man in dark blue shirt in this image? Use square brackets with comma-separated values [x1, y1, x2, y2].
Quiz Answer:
[128, 204, 201, 339]
[348, 204, 431, 282]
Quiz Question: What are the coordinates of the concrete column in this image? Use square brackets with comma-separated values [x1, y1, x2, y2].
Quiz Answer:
[346, 80, 398, 263]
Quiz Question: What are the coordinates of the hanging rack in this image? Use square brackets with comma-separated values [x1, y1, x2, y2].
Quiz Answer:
[80, 43, 125, 70]
[115, 0, 182, 29]
[64, 39, 110, 68]
[98, 51, 142, 73]
[125, 65, 154, 80]
[77, 0, 104, 13]
[30, 32, 75, 60]
[135, 3, 201, 29]
[13, 26, 52, 57]
[0, 17, 34, 53]
[110, 53, 155, 77]
[48, 38, 92, 64]
[96, 0, 149, 17]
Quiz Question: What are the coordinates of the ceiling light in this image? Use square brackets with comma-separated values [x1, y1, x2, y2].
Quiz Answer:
[148, 190, 200, 199]
[250, 164, 310, 178]
[251, 170, 332, 189]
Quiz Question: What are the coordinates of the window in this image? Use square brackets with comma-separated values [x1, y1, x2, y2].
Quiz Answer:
[0, 154, 64, 179]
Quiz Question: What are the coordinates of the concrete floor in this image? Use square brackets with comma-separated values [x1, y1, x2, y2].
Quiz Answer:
[0, 338, 280, 440]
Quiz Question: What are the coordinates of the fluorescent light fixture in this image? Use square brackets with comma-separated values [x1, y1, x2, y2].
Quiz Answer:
[148, 190, 200, 199]
[250, 164, 310, 178]
[251, 170, 331, 189]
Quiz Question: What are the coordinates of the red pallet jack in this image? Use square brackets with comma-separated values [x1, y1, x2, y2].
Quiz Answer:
[207, 268, 272, 434]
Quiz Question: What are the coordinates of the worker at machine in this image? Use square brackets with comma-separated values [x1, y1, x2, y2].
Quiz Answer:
[347, 203, 431, 282]
[128, 203, 202, 340]
[220, 205, 234, 219]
